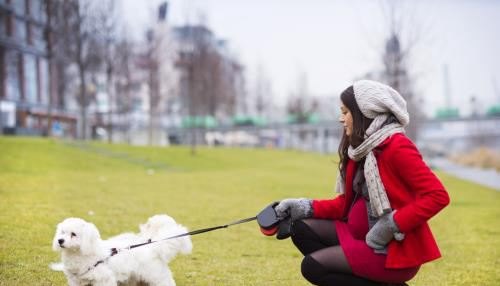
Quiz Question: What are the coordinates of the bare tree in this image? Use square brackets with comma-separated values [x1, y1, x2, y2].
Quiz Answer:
[186, 25, 211, 154]
[60, 0, 103, 140]
[46, 0, 129, 141]
[175, 10, 245, 153]
[113, 31, 135, 144]
[379, 0, 427, 141]
[254, 64, 272, 119]
[142, 29, 161, 146]
[233, 64, 248, 116]
[45, 0, 60, 136]
[221, 59, 243, 117]
[96, 0, 118, 143]
[177, 24, 219, 154]
[45, 0, 74, 136]
[203, 43, 241, 120]
[286, 70, 318, 124]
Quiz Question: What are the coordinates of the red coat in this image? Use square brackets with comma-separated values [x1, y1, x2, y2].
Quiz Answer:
[312, 133, 450, 269]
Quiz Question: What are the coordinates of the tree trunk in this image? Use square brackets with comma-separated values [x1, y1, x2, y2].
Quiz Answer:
[106, 67, 113, 143]
[190, 128, 197, 156]
[148, 69, 154, 146]
[79, 66, 87, 140]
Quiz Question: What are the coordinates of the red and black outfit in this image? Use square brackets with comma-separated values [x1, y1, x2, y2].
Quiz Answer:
[292, 133, 450, 284]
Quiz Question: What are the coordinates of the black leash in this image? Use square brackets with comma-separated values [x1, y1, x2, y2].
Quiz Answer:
[78, 216, 257, 277]
[112, 216, 257, 254]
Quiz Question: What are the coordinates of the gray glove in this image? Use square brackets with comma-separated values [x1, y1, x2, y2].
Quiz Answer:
[365, 211, 405, 250]
[274, 198, 313, 221]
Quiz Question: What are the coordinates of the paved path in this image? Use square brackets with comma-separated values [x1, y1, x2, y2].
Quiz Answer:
[429, 158, 500, 191]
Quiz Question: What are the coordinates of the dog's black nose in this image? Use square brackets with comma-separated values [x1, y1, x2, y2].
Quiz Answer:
[58, 239, 64, 245]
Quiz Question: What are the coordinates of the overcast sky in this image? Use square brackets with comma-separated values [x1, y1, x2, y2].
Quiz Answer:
[121, 0, 500, 117]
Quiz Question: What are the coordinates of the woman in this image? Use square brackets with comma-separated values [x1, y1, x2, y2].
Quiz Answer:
[274, 80, 450, 285]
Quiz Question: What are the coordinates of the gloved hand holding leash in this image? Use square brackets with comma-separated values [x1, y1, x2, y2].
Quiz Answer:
[274, 198, 313, 221]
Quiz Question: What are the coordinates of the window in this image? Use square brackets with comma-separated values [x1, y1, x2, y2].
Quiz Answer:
[30, 0, 45, 22]
[2, 11, 14, 37]
[13, 0, 26, 15]
[15, 18, 27, 42]
[5, 50, 21, 101]
[32, 25, 45, 50]
[27, 22, 32, 45]
[38, 57, 49, 105]
[0, 12, 5, 37]
[24, 54, 37, 104]
[7, 14, 13, 37]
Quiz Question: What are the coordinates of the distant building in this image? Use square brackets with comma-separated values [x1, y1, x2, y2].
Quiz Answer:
[0, 0, 77, 137]
[92, 3, 186, 145]
[172, 24, 244, 124]
[172, 24, 218, 119]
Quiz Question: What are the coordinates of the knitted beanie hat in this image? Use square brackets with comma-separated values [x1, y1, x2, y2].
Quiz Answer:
[352, 80, 410, 126]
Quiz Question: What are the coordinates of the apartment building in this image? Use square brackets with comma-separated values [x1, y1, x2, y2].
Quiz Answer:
[0, 0, 76, 136]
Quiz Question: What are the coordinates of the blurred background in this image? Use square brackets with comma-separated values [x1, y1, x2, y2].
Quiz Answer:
[0, 0, 499, 177]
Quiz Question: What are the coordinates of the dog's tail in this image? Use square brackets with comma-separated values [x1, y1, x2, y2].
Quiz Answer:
[140, 215, 193, 261]
[172, 225, 193, 255]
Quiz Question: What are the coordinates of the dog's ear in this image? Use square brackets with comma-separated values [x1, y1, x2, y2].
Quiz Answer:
[80, 222, 101, 255]
[52, 223, 62, 252]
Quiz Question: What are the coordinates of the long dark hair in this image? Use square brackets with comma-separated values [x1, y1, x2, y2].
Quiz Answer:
[337, 86, 373, 179]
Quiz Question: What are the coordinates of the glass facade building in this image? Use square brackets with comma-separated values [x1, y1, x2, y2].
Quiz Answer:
[0, 0, 76, 136]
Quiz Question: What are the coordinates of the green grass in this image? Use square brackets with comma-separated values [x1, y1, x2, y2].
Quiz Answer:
[0, 137, 499, 285]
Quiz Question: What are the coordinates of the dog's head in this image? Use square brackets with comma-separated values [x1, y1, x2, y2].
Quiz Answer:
[52, 218, 101, 255]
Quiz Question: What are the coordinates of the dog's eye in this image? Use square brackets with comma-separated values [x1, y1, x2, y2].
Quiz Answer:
[71, 232, 77, 237]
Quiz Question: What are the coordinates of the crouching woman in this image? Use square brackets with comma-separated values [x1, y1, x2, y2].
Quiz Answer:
[275, 80, 450, 286]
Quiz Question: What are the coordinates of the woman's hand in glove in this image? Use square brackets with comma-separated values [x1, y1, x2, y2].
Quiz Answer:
[274, 198, 313, 221]
[365, 210, 405, 250]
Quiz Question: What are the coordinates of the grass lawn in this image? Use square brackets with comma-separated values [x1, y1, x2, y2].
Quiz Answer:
[0, 136, 499, 285]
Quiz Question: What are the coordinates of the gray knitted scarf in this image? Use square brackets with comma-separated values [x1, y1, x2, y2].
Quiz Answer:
[335, 115, 405, 217]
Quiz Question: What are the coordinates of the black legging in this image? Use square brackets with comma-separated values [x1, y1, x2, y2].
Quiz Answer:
[291, 219, 382, 286]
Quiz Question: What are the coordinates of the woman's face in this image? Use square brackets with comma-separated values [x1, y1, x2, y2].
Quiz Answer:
[339, 103, 353, 137]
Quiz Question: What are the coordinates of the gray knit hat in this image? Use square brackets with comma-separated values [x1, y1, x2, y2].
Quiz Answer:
[353, 80, 410, 127]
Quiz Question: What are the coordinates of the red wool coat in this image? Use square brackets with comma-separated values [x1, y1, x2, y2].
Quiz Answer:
[312, 133, 450, 269]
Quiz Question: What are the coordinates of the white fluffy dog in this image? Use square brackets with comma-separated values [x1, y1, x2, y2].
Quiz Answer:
[52, 215, 192, 286]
